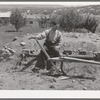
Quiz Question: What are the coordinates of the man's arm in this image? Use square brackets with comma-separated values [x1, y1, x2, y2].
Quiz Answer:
[29, 29, 50, 40]
[57, 32, 63, 46]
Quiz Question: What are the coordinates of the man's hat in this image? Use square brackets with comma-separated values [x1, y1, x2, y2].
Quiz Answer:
[52, 21, 57, 25]
[52, 22, 57, 25]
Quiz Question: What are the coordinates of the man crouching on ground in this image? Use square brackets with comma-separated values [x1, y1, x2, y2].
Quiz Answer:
[29, 22, 63, 75]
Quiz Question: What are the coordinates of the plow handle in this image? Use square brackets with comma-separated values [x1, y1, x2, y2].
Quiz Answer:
[34, 38, 50, 59]
[34, 38, 60, 73]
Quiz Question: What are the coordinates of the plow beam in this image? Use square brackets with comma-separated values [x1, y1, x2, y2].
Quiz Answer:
[48, 56, 100, 65]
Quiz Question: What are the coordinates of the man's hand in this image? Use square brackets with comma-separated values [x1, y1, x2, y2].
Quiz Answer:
[55, 45, 60, 49]
[28, 36, 36, 40]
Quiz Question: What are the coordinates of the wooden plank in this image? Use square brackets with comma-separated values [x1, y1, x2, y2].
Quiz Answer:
[48, 57, 100, 65]
[20, 57, 37, 71]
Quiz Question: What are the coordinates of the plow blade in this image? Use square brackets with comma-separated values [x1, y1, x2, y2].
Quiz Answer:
[48, 56, 100, 65]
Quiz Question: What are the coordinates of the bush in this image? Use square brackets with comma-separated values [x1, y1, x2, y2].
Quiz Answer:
[37, 16, 49, 28]
[10, 8, 27, 32]
[48, 8, 99, 33]
[83, 14, 99, 33]
[60, 8, 84, 32]
[49, 8, 83, 32]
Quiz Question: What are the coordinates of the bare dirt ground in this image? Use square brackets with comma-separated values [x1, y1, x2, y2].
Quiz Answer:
[0, 31, 100, 90]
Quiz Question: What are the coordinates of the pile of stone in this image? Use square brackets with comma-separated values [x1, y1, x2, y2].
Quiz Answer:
[0, 45, 16, 61]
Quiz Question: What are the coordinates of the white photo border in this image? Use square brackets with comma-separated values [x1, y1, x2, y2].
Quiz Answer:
[0, 1, 100, 99]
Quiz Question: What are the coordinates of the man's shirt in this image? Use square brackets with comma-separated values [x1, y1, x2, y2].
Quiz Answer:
[35, 29, 63, 45]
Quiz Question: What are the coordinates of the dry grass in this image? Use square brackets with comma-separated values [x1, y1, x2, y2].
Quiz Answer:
[0, 20, 47, 48]
[0, 21, 100, 90]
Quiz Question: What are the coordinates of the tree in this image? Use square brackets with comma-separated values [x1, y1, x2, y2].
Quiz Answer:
[10, 9, 26, 32]
[83, 14, 99, 33]
[49, 8, 83, 32]
[58, 8, 83, 32]
[36, 16, 48, 28]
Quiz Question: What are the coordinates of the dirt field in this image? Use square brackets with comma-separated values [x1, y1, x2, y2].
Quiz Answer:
[0, 23, 100, 90]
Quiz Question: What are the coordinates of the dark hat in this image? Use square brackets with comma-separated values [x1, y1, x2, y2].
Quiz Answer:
[51, 21, 57, 26]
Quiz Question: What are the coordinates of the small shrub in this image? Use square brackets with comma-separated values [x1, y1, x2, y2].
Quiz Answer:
[83, 14, 99, 33]
[59, 8, 84, 32]
[48, 8, 99, 33]
[10, 8, 27, 32]
[37, 16, 49, 28]
[49, 8, 84, 32]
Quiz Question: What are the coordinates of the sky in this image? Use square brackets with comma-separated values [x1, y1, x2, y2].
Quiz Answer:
[0, 2, 100, 7]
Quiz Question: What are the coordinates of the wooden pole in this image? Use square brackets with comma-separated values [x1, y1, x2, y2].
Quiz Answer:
[48, 57, 100, 66]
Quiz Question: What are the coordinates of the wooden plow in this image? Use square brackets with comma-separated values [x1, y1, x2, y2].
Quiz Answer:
[21, 38, 100, 75]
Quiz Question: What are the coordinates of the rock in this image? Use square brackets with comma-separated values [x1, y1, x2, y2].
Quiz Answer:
[48, 79, 54, 83]
[78, 48, 82, 51]
[50, 85, 55, 89]
[22, 87, 25, 90]
[0, 50, 4, 54]
[83, 87, 87, 90]
[58, 76, 69, 80]
[22, 49, 35, 56]
[72, 80, 75, 83]
[80, 81, 84, 84]
[0, 57, 3, 61]
[1, 46, 15, 56]
[13, 37, 18, 41]
[27, 33, 30, 35]
[94, 40, 97, 42]
[8, 48, 16, 54]
[96, 37, 100, 40]
[5, 49, 12, 55]
[48, 78, 56, 83]
[20, 42, 26, 46]
[79, 51, 87, 55]
[53, 78, 56, 82]
[0, 84, 3, 86]
[74, 35, 78, 38]
[3, 45, 7, 49]
[63, 50, 72, 55]
[2, 53, 11, 59]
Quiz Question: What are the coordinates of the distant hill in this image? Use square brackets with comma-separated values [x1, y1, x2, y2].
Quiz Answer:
[77, 5, 100, 15]
[1, 4, 100, 15]
[0, 4, 63, 11]
[0, 4, 64, 14]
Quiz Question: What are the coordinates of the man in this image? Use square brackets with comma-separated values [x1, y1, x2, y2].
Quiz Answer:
[29, 22, 63, 73]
